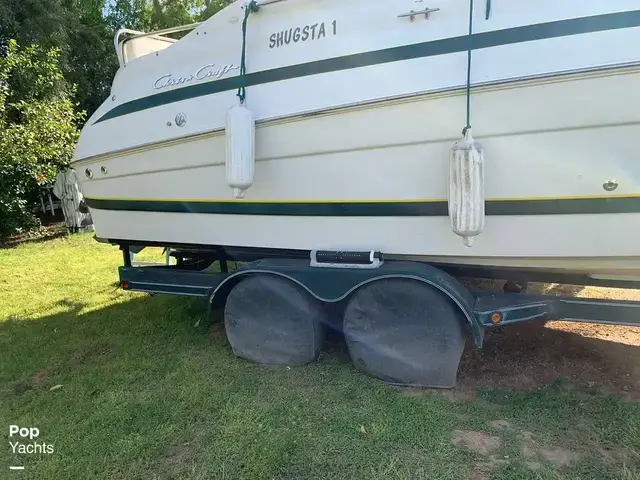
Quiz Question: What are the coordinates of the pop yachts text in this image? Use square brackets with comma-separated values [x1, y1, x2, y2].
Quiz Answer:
[10, 441, 54, 454]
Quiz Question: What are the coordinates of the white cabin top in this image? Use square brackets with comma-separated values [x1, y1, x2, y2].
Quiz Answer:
[115, 24, 200, 66]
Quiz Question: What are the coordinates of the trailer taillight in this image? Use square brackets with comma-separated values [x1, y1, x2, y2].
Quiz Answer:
[120, 281, 129, 290]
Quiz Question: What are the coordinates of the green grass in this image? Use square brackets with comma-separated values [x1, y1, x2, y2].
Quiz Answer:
[1, 233, 639, 479]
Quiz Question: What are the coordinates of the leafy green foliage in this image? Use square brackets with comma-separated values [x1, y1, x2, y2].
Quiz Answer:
[0, 40, 84, 239]
[104, 0, 232, 32]
[0, 0, 233, 237]
[197, 0, 234, 22]
[0, 0, 116, 118]
[104, 0, 150, 31]
[63, 0, 118, 117]
[1, 0, 234, 118]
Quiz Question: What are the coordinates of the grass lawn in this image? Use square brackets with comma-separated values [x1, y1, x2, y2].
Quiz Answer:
[1, 233, 639, 479]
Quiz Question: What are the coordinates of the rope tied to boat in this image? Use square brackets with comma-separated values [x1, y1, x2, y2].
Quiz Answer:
[463, 0, 475, 133]
[462, 0, 492, 133]
[237, 0, 259, 104]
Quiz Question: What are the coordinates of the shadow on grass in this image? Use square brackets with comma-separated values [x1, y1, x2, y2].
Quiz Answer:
[0, 222, 71, 250]
[1, 291, 639, 480]
[0, 294, 213, 394]
[2, 289, 638, 400]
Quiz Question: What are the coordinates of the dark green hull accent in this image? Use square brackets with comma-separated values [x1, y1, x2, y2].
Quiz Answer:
[95, 10, 640, 124]
[84, 196, 640, 216]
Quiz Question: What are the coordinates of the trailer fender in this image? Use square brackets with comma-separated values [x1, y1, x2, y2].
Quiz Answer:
[210, 259, 484, 348]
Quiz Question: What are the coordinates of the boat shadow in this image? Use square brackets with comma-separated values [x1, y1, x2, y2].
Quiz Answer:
[457, 318, 639, 399]
[0, 294, 215, 395]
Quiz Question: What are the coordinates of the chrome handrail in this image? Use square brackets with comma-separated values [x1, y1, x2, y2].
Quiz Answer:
[114, 29, 146, 67]
[114, 23, 201, 67]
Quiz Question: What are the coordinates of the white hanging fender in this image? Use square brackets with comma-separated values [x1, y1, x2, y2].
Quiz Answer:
[448, 128, 486, 247]
[225, 103, 255, 199]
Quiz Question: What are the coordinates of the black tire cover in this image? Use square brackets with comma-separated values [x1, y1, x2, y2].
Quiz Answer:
[343, 278, 465, 388]
[225, 275, 327, 366]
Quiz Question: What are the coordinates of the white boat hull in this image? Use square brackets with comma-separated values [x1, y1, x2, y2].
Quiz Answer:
[73, 1, 640, 282]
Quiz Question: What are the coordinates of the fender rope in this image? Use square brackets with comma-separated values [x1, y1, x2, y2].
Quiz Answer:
[237, 0, 259, 104]
[464, 0, 475, 132]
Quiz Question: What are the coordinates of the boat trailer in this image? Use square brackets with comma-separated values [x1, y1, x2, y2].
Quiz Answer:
[117, 244, 640, 388]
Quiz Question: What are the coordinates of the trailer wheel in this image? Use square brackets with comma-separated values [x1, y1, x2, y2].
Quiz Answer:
[224, 275, 327, 366]
[343, 278, 466, 388]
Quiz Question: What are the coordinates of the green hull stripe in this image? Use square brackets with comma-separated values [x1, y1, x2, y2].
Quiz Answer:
[84, 197, 640, 216]
[95, 10, 640, 124]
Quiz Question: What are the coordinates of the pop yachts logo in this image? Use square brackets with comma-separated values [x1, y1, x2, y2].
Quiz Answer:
[154, 63, 239, 90]
[9, 425, 54, 455]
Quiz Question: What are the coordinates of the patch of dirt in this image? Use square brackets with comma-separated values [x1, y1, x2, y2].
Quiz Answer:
[156, 441, 198, 479]
[209, 321, 226, 333]
[521, 431, 535, 442]
[455, 422, 584, 475]
[476, 455, 510, 470]
[526, 460, 542, 470]
[10, 379, 34, 395]
[472, 453, 510, 478]
[521, 444, 536, 458]
[469, 473, 490, 480]
[7, 370, 51, 396]
[1, 221, 68, 248]
[399, 387, 425, 397]
[519, 431, 580, 469]
[488, 420, 511, 429]
[399, 386, 476, 403]
[317, 332, 353, 364]
[436, 388, 477, 403]
[455, 281, 640, 399]
[538, 447, 580, 468]
[452, 430, 500, 455]
[33, 371, 49, 384]
[65, 341, 113, 369]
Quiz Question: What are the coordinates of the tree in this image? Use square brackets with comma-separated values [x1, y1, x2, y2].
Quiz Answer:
[0, 40, 85, 239]
[0, 1, 238, 238]
[104, 0, 149, 31]
[63, 0, 118, 116]
[1, 0, 234, 119]
[0, 0, 117, 119]
[197, 0, 234, 23]
[104, 0, 232, 32]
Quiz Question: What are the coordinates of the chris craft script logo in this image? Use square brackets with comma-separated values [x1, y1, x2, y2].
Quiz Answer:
[154, 63, 239, 89]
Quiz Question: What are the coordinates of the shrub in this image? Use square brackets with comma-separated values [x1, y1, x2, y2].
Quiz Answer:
[0, 40, 85, 240]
